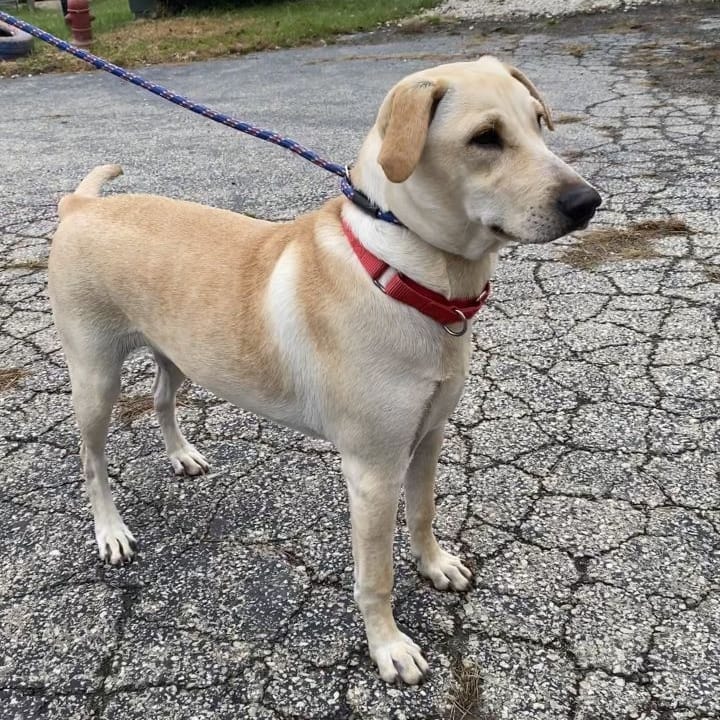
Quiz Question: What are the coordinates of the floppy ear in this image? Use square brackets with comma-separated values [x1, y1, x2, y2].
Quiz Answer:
[506, 65, 555, 131]
[377, 79, 447, 183]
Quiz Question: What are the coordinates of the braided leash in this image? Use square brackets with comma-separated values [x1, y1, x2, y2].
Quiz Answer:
[0, 11, 402, 225]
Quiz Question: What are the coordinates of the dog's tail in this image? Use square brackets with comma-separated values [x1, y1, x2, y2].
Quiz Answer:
[58, 164, 123, 220]
[73, 164, 124, 197]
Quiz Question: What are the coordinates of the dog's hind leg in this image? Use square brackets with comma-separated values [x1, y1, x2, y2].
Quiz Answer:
[63, 333, 137, 565]
[152, 351, 208, 476]
[405, 425, 472, 591]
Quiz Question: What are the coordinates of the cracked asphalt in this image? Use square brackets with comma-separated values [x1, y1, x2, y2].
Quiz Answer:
[1, 2, 719, 718]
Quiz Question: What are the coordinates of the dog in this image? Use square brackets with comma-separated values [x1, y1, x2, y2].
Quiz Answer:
[49, 56, 601, 684]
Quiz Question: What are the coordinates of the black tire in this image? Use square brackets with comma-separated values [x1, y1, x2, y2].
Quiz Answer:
[0, 21, 34, 59]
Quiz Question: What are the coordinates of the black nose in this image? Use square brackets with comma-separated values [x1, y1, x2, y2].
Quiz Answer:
[557, 185, 602, 227]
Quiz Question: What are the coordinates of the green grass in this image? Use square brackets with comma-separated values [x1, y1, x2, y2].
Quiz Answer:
[6, 0, 132, 40]
[1, 0, 440, 76]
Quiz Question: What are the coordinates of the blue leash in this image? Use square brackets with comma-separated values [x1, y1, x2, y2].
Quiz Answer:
[0, 11, 402, 225]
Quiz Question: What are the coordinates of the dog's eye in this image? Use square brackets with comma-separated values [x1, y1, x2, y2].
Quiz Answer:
[470, 129, 502, 148]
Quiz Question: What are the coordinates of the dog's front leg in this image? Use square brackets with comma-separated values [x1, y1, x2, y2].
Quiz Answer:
[342, 454, 428, 684]
[405, 426, 472, 591]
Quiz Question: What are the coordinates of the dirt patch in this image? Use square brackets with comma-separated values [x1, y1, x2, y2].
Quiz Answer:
[116, 390, 190, 425]
[0, 368, 29, 393]
[625, 37, 720, 96]
[559, 217, 690, 269]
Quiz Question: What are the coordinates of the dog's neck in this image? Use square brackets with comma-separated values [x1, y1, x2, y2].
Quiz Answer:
[346, 140, 497, 300]
[341, 202, 496, 300]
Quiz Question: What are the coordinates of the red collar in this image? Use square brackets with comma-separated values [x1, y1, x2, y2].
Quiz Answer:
[342, 220, 490, 336]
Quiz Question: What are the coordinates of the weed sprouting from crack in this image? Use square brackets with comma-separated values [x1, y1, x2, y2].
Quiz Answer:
[448, 659, 495, 720]
[0, 367, 29, 393]
[559, 217, 690, 270]
[116, 391, 190, 425]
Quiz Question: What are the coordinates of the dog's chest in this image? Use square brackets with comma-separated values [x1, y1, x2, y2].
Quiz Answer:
[411, 338, 472, 441]
[424, 373, 468, 433]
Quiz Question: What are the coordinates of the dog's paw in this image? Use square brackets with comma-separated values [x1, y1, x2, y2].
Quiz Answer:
[418, 548, 472, 591]
[169, 444, 209, 476]
[95, 519, 137, 565]
[371, 632, 428, 684]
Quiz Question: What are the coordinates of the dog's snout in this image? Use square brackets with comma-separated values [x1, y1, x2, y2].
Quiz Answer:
[557, 185, 602, 227]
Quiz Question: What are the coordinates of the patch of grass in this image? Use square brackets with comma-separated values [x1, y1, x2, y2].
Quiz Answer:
[0, 368, 29, 393]
[448, 659, 493, 720]
[116, 390, 189, 425]
[1, 0, 439, 76]
[559, 217, 690, 270]
[11, 0, 133, 37]
[0, 258, 48, 271]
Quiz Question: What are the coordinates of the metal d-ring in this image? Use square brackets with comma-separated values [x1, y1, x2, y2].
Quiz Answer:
[443, 309, 468, 337]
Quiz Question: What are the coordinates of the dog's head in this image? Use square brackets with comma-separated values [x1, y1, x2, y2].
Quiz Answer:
[355, 56, 601, 258]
